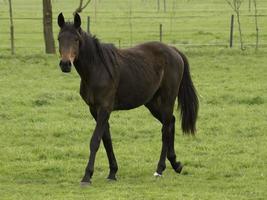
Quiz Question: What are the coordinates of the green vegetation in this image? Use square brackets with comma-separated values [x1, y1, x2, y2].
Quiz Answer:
[0, 0, 267, 199]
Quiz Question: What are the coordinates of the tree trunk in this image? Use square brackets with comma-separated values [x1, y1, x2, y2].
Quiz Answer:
[43, 0, 55, 54]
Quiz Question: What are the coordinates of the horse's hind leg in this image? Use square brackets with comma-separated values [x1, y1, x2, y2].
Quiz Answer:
[145, 99, 176, 176]
[167, 116, 183, 173]
[102, 123, 118, 180]
[146, 99, 183, 176]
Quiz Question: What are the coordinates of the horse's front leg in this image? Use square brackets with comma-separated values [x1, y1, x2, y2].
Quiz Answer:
[89, 106, 118, 181]
[81, 107, 110, 185]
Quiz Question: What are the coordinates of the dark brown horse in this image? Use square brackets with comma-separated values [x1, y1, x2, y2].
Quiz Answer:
[57, 13, 198, 185]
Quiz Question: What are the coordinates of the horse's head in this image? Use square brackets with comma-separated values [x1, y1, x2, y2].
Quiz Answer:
[57, 13, 82, 73]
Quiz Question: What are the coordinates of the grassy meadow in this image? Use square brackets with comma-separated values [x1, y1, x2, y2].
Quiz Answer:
[0, 0, 267, 199]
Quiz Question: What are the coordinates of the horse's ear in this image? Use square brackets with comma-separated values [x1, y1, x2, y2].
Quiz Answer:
[74, 13, 81, 29]
[58, 13, 65, 28]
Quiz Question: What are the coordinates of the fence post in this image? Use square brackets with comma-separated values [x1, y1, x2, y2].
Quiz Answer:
[87, 16, 90, 33]
[157, 0, 160, 12]
[160, 24, 163, 42]
[230, 14, 234, 48]
[8, 0, 14, 54]
[164, 0, 166, 12]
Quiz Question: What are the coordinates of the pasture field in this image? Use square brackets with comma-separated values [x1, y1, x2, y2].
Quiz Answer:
[0, 0, 267, 200]
[1, 48, 267, 200]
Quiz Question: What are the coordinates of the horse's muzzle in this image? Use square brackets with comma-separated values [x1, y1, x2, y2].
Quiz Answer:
[59, 60, 72, 73]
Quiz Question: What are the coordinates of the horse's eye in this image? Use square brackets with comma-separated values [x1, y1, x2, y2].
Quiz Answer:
[75, 38, 79, 42]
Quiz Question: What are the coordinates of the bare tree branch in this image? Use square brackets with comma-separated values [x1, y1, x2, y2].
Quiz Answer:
[253, 0, 259, 50]
[73, 0, 91, 15]
[236, 0, 244, 9]
[225, 0, 235, 10]
[225, 0, 245, 50]
[225, 0, 244, 11]
[82, 0, 91, 10]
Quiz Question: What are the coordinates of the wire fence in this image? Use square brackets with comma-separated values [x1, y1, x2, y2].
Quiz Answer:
[0, 15, 267, 48]
[1, 12, 267, 53]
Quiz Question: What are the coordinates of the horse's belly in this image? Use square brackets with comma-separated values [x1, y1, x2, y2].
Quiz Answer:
[115, 60, 164, 110]
[114, 83, 158, 110]
[114, 95, 149, 110]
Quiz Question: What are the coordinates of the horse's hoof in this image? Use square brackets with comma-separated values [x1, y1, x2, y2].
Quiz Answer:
[174, 162, 183, 174]
[153, 172, 162, 177]
[80, 181, 91, 187]
[107, 177, 117, 182]
[107, 175, 117, 181]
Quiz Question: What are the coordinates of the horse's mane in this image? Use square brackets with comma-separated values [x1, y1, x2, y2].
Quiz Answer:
[81, 31, 118, 79]
[93, 37, 118, 79]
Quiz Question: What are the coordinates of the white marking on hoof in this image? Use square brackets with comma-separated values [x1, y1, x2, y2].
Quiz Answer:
[80, 181, 91, 187]
[153, 172, 162, 177]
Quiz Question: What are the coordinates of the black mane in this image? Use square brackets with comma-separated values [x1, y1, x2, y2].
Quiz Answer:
[80, 31, 119, 79]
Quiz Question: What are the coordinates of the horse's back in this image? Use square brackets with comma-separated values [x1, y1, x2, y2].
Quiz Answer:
[132, 42, 184, 78]
[133, 42, 184, 101]
[113, 42, 184, 110]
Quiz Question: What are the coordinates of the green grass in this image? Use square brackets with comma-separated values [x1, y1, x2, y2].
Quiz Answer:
[0, 0, 267, 199]
[0, 48, 266, 200]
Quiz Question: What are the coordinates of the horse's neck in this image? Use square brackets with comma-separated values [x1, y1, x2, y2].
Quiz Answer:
[74, 33, 118, 82]
[74, 33, 98, 81]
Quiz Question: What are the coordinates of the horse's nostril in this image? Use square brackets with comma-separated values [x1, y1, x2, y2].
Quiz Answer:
[59, 60, 72, 73]
[67, 61, 71, 67]
[59, 60, 71, 67]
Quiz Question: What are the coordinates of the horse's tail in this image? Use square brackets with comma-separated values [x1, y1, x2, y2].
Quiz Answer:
[176, 49, 199, 134]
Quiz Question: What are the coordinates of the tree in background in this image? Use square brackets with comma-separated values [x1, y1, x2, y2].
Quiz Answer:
[43, 0, 55, 54]
[73, 0, 91, 15]
[157, 0, 167, 12]
[253, 0, 259, 51]
[225, 0, 245, 50]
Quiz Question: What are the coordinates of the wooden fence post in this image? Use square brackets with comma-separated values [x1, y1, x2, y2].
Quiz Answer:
[8, 0, 14, 54]
[230, 14, 234, 48]
[160, 24, 163, 42]
[87, 16, 90, 33]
